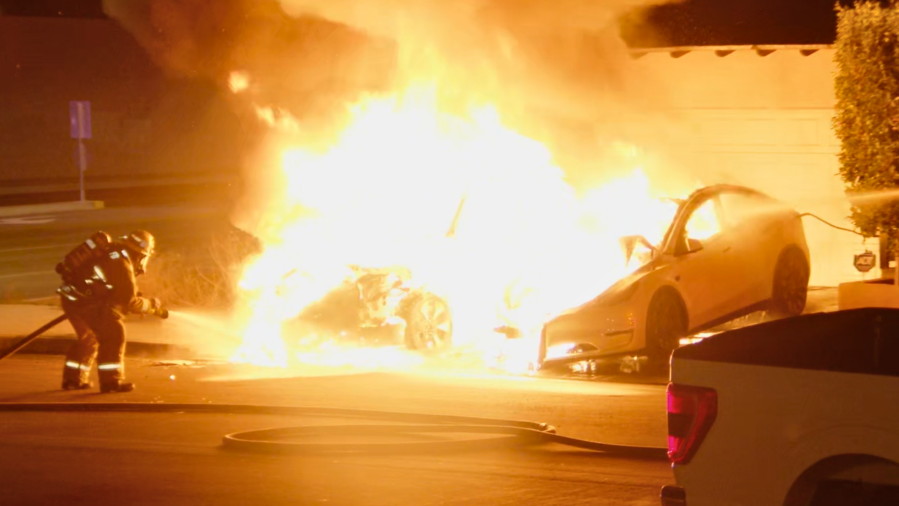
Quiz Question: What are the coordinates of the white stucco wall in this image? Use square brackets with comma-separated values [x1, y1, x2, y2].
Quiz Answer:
[626, 47, 877, 287]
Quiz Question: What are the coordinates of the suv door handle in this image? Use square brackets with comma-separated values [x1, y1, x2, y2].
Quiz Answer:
[723, 246, 731, 253]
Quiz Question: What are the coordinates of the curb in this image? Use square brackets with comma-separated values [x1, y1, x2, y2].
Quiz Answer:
[0, 200, 105, 218]
[0, 175, 236, 197]
[18, 297, 61, 306]
[0, 335, 194, 359]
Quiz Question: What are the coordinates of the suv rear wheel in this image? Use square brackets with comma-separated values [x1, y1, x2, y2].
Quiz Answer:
[770, 247, 809, 319]
[645, 290, 687, 370]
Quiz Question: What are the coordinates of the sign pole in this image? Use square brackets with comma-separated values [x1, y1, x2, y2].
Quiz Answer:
[78, 138, 86, 202]
[70, 101, 91, 202]
[77, 103, 86, 202]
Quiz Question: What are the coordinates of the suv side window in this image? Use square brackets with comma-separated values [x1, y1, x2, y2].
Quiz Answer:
[717, 192, 773, 230]
[677, 197, 722, 255]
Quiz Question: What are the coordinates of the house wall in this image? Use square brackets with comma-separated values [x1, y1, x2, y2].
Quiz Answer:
[627, 47, 876, 287]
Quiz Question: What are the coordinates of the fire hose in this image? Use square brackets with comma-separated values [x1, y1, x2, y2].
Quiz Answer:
[0, 312, 668, 459]
[0, 402, 669, 459]
[0, 211, 842, 459]
[0, 209, 859, 461]
[0, 307, 169, 363]
[0, 315, 69, 362]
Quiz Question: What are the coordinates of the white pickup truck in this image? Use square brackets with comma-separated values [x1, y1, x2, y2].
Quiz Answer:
[661, 308, 899, 506]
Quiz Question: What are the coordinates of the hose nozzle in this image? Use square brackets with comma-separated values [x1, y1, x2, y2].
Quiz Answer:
[151, 307, 169, 319]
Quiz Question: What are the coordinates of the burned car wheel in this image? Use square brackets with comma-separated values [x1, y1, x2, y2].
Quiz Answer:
[401, 293, 453, 351]
[770, 247, 809, 319]
[645, 289, 687, 367]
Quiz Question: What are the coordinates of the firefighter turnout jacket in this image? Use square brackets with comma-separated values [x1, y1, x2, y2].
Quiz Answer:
[58, 246, 156, 319]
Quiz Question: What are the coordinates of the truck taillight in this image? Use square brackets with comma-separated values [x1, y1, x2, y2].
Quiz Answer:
[667, 382, 717, 465]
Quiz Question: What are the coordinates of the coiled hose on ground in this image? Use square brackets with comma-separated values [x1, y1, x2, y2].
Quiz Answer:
[0, 402, 669, 459]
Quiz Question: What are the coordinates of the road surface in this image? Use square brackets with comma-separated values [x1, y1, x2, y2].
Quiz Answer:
[0, 355, 672, 506]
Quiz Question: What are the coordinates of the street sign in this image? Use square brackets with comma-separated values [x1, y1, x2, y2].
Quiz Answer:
[854, 250, 877, 273]
[69, 101, 91, 139]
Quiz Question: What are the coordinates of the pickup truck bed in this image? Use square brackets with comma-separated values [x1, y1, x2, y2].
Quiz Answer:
[664, 308, 899, 506]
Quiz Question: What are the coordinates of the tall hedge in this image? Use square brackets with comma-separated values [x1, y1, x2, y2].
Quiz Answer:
[834, 2, 899, 252]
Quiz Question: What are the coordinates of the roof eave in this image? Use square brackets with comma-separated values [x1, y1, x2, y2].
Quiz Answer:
[628, 44, 834, 59]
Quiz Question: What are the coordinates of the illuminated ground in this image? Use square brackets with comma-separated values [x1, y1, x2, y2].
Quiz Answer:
[0, 354, 671, 506]
[0, 187, 838, 504]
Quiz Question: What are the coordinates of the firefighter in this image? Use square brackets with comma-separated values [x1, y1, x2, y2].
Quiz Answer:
[58, 230, 164, 393]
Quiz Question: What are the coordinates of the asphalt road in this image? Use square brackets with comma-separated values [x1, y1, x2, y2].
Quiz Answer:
[0, 355, 672, 506]
[0, 203, 235, 301]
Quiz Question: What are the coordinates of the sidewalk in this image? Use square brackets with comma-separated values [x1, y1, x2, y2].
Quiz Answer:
[806, 286, 839, 313]
[0, 304, 239, 360]
[0, 200, 104, 218]
[0, 174, 236, 197]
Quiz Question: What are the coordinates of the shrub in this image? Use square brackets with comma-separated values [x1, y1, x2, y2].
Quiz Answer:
[139, 225, 261, 308]
[834, 1, 899, 276]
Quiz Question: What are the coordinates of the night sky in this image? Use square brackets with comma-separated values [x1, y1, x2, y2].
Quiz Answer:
[0, 0, 851, 47]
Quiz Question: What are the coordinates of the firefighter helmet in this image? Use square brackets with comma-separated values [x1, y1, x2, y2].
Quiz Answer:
[123, 230, 155, 257]
[122, 230, 155, 275]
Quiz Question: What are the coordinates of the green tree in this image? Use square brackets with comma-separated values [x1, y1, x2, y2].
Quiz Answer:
[834, 1, 899, 283]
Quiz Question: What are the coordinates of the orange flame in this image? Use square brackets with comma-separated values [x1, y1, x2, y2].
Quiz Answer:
[228, 71, 250, 94]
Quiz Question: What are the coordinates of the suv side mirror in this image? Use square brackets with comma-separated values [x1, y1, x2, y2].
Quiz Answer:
[687, 238, 704, 253]
[675, 236, 705, 256]
[620, 235, 658, 265]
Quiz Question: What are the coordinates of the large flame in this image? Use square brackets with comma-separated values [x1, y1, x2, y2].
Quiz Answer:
[230, 81, 693, 372]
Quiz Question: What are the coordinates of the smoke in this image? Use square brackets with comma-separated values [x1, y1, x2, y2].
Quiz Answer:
[102, 0, 679, 143]
[275, 0, 671, 115]
[294, 0, 696, 197]
[102, 0, 689, 220]
[270, 0, 683, 158]
[102, 0, 396, 125]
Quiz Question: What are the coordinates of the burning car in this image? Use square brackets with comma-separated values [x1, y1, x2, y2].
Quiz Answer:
[289, 265, 453, 351]
[537, 184, 810, 370]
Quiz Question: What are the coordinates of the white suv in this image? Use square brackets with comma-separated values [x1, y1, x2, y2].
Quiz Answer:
[540, 185, 810, 370]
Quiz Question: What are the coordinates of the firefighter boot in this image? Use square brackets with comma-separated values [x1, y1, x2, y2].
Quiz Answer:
[62, 360, 93, 390]
[62, 380, 92, 390]
[100, 381, 135, 393]
[98, 362, 133, 393]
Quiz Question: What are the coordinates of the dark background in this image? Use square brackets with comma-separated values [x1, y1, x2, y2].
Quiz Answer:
[626, 0, 857, 46]
[0, 0, 852, 46]
[0, 0, 246, 190]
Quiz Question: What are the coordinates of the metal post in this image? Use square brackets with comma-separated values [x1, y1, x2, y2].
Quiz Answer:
[77, 103, 86, 202]
[78, 138, 86, 202]
[894, 241, 899, 288]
